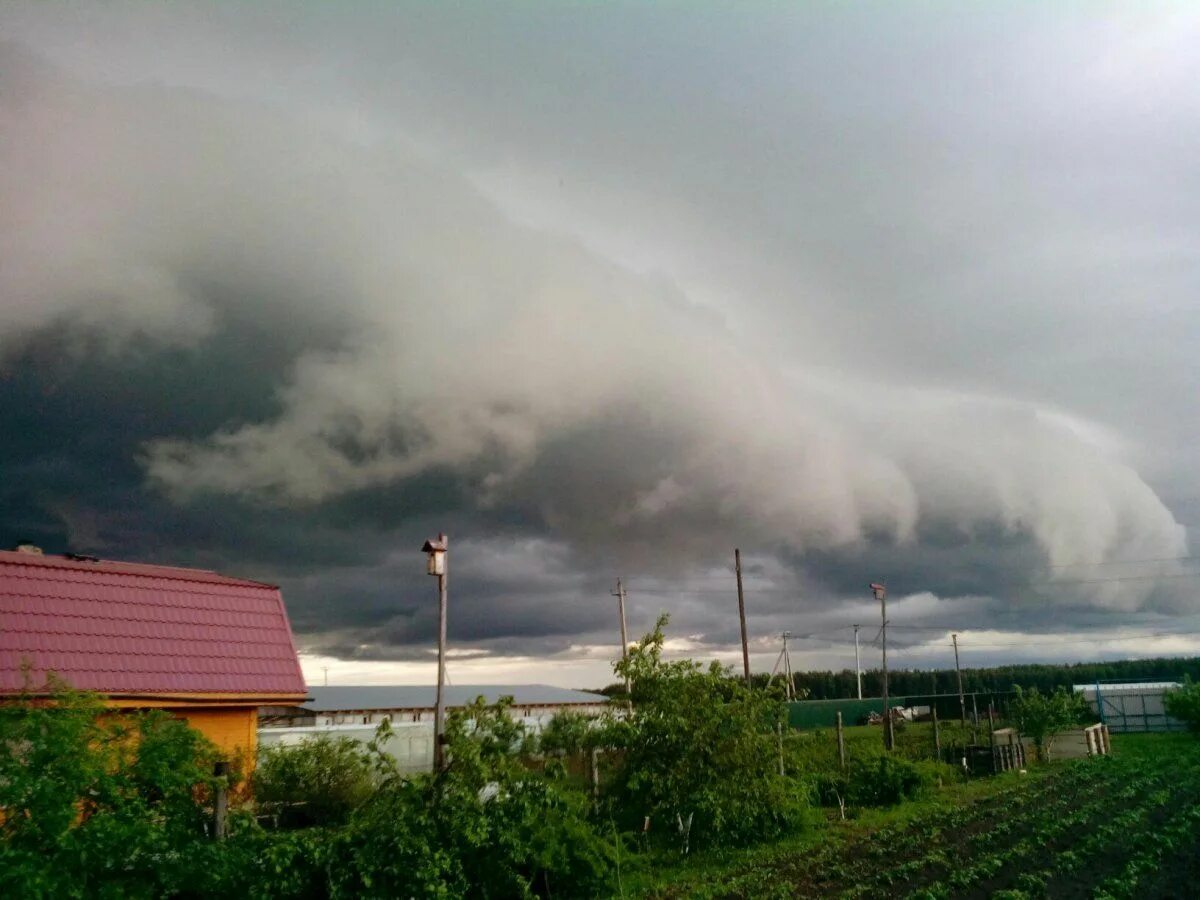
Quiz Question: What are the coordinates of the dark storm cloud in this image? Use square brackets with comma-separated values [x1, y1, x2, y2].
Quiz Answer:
[1, 4, 1198, 670]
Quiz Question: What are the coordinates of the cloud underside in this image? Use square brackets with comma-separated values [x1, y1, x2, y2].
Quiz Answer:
[0, 23, 1195, 666]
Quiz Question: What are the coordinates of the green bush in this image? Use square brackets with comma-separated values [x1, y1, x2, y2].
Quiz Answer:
[1164, 679, 1200, 732]
[254, 735, 377, 828]
[600, 615, 812, 850]
[1008, 685, 1093, 761]
[329, 698, 618, 898]
[537, 709, 600, 756]
[846, 756, 942, 805]
[811, 755, 951, 808]
[0, 680, 225, 898]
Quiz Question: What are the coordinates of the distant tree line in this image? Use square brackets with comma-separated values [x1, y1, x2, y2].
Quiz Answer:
[599, 656, 1200, 701]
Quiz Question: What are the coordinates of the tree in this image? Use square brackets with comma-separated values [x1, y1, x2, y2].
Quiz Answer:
[601, 614, 810, 850]
[537, 709, 599, 756]
[1007, 685, 1093, 762]
[0, 678, 227, 898]
[1164, 679, 1200, 732]
[331, 696, 617, 898]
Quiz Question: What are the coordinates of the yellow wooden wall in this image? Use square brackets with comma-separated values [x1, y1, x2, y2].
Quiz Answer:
[178, 707, 258, 763]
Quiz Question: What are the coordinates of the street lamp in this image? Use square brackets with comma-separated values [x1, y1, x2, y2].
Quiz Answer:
[870, 582, 892, 750]
[423, 533, 449, 771]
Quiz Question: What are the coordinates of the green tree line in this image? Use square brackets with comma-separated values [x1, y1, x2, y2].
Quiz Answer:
[603, 656, 1200, 701]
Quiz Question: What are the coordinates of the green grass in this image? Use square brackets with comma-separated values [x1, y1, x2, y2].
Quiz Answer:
[625, 761, 1049, 897]
[627, 732, 1200, 899]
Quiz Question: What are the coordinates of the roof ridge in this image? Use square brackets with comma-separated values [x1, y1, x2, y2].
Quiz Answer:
[0, 552, 278, 589]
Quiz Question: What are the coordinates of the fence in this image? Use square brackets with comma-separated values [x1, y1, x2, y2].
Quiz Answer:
[787, 691, 1016, 730]
[1074, 682, 1186, 733]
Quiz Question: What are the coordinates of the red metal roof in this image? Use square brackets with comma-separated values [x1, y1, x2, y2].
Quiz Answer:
[0, 550, 307, 697]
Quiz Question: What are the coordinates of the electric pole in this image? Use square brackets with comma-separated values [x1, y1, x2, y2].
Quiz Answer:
[853, 625, 862, 700]
[612, 579, 632, 700]
[782, 631, 793, 700]
[952, 633, 966, 727]
[734, 549, 751, 686]
[871, 583, 892, 750]
[422, 534, 449, 772]
[769, 631, 794, 700]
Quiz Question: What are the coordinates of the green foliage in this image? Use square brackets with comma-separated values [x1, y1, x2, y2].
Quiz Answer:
[537, 709, 598, 756]
[778, 656, 1200, 701]
[0, 683, 615, 899]
[330, 697, 618, 898]
[254, 735, 377, 827]
[786, 722, 963, 813]
[842, 756, 945, 806]
[1008, 685, 1093, 761]
[0, 679, 225, 898]
[601, 614, 811, 850]
[1163, 678, 1200, 732]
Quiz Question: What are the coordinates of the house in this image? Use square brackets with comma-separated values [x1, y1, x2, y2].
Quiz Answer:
[0, 545, 307, 764]
[259, 684, 611, 774]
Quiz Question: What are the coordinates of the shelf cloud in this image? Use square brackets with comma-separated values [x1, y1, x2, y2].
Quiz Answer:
[1, 4, 1197, 677]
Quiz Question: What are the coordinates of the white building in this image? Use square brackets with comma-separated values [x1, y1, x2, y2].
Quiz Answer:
[263, 683, 610, 728]
[258, 684, 611, 774]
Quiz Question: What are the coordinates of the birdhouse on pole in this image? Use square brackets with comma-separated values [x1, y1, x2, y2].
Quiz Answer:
[422, 534, 448, 576]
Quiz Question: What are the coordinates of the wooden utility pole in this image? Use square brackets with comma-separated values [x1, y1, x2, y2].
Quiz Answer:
[871, 583, 892, 750]
[782, 631, 793, 700]
[853, 625, 862, 700]
[767, 632, 795, 700]
[435, 540, 449, 771]
[734, 549, 751, 686]
[952, 633, 967, 727]
[422, 533, 450, 772]
[612, 580, 632, 700]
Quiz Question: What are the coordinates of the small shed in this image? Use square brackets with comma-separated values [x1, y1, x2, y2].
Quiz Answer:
[0, 547, 308, 765]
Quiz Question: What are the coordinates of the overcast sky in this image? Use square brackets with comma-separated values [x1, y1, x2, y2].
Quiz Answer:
[3, 3, 1200, 688]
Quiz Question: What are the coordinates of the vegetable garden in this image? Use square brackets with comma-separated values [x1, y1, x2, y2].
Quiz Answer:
[645, 732, 1200, 898]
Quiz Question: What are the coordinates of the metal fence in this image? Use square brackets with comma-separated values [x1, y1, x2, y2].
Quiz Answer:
[1076, 683, 1186, 733]
[787, 691, 1016, 730]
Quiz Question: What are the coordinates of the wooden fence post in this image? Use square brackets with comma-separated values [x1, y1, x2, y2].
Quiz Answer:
[213, 761, 229, 841]
[932, 707, 941, 760]
[836, 712, 847, 770]
[778, 718, 785, 777]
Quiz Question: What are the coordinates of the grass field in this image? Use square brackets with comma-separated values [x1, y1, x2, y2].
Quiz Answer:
[632, 732, 1200, 899]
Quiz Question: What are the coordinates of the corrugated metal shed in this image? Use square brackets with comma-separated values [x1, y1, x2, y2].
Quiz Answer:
[303, 684, 609, 712]
[0, 550, 307, 697]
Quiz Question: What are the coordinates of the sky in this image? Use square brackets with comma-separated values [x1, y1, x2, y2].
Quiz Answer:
[2, 3, 1200, 689]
